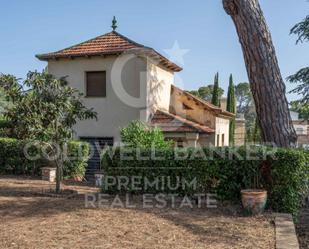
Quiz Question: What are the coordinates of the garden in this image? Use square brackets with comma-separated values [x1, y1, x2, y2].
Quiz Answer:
[0, 2, 309, 247]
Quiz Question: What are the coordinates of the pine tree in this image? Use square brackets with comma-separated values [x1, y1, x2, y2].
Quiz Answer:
[211, 72, 220, 107]
[226, 74, 236, 145]
[223, 0, 297, 147]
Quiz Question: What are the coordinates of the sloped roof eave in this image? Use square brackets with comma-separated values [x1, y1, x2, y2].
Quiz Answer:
[171, 85, 235, 119]
[151, 110, 215, 134]
[36, 31, 182, 72]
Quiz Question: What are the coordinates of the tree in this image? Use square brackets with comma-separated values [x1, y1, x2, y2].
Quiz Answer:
[0, 88, 9, 115]
[0, 71, 97, 193]
[235, 82, 252, 114]
[188, 84, 224, 102]
[211, 72, 220, 107]
[226, 74, 236, 145]
[120, 120, 172, 149]
[288, 16, 309, 104]
[223, 0, 297, 147]
[290, 101, 309, 120]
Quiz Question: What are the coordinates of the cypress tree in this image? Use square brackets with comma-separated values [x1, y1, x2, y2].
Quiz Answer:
[227, 74, 236, 145]
[211, 72, 220, 106]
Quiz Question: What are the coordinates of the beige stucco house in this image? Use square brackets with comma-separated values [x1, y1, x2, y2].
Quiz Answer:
[290, 111, 309, 149]
[36, 29, 234, 149]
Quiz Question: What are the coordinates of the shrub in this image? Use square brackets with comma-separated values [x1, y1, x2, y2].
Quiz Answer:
[268, 149, 309, 215]
[63, 140, 90, 178]
[0, 138, 90, 178]
[0, 117, 12, 137]
[120, 120, 173, 149]
[0, 138, 36, 174]
[102, 146, 309, 216]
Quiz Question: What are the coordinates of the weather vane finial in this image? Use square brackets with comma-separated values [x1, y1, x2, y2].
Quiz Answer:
[111, 16, 118, 31]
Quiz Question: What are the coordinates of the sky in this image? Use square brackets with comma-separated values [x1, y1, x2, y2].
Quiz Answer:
[0, 0, 308, 100]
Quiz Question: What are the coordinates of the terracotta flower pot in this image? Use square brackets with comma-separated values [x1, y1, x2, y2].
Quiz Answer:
[241, 189, 267, 215]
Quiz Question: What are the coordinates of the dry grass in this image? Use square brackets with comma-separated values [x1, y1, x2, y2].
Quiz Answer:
[0, 176, 275, 249]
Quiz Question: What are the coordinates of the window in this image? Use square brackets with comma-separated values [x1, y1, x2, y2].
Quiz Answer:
[221, 134, 225, 146]
[217, 134, 220, 147]
[176, 139, 184, 148]
[296, 127, 305, 135]
[86, 71, 106, 97]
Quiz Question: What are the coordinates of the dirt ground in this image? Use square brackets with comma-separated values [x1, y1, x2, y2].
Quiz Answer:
[0, 176, 275, 249]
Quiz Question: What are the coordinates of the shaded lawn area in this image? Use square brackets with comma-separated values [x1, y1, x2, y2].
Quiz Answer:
[0, 176, 275, 249]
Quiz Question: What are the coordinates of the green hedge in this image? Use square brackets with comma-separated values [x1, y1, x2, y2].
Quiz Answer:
[102, 147, 309, 216]
[0, 138, 90, 178]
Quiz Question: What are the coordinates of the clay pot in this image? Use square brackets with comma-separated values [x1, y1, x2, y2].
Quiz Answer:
[241, 189, 267, 215]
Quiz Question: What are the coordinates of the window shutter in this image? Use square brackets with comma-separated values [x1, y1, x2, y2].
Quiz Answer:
[86, 71, 106, 97]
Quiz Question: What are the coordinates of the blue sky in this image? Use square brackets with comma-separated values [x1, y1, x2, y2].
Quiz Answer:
[0, 0, 308, 100]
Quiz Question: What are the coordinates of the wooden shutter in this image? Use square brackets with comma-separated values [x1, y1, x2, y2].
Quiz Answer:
[86, 71, 106, 97]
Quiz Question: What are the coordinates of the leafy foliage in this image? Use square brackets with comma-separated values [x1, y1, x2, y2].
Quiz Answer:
[103, 146, 309, 216]
[235, 82, 253, 114]
[0, 71, 96, 192]
[0, 87, 9, 114]
[289, 16, 309, 104]
[290, 101, 309, 120]
[0, 117, 12, 137]
[288, 67, 309, 104]
[63, 140, 90, 178]
[290, 15, 309, 44]
[227, 74, 236, 145]
[0, 71, 97, 141]
[211, 72, 220, 107]
[120, 120, 173, 149]
[188, 84, 224, 102]
[234, 82, 258, 142]
[0, 138, 89, 178]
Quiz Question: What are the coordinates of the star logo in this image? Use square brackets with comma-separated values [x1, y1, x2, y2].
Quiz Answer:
[163, 41, 190, 66]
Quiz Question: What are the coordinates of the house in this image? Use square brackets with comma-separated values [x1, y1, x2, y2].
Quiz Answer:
[290, 111, 309, 149]
[36, 22, 234, 154]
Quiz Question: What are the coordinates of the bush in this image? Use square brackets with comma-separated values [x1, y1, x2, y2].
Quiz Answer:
[102, 146, 309, 216]
[63, 140, 90, 178]
[120, 120, 173, 149]
[0, 138, 36, 174]
[268, 149, 309, 215]
[0, 117, 12, 137]
[0, 138, 90, 178]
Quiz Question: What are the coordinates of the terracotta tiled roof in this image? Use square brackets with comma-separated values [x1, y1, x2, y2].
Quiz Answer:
[171, 85, 235, 119]
[36, 31, 182, 72]
[151, 110, 214, 133]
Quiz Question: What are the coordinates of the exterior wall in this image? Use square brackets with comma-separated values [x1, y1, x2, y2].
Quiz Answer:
[215, 117, 230, 146]
[164, 132, 201, 148]
[169, 88, 231, 147]
[170, 90, 216, 129]
[48, 55, 148, 142]
[146, 61, 174, 119]
[293, 120, 309, 148]
[197, 133, 215, 147]
[235, 118, 246, 146]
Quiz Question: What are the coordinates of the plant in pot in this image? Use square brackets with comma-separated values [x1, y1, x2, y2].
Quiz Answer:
[241, 163, 268, 215]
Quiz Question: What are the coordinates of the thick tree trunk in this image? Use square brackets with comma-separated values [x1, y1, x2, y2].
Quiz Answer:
[223, 0, 297, 147]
